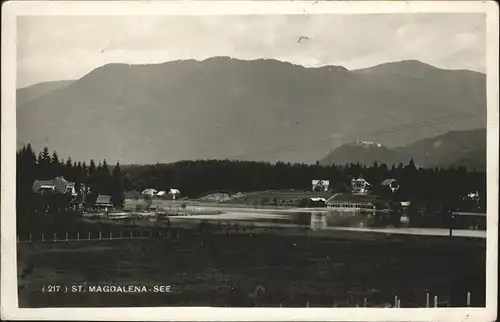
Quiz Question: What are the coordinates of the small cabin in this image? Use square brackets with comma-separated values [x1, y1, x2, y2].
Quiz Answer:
[94, 194, 113, 211]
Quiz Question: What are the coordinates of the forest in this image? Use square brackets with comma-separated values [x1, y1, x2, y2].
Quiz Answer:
[122, 159, 485, 209]
[16, 144, 486, 232]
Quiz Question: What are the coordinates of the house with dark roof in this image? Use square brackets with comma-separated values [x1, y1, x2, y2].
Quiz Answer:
[94, 194, 113, 211]
[381, 178, 399, 193]
[32, 177, 77, 196]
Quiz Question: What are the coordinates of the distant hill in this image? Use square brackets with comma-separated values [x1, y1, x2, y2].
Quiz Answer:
[320, 128, 486, 170]
[319, 140, 402, 167]
[17, 57, 486, 164]
[17, 80, 75, 106]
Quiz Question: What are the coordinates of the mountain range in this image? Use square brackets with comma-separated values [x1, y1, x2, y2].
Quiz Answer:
[16, 57, 486, 166]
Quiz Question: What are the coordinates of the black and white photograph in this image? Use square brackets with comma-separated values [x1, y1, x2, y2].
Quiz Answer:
[1, 1, 498, 321]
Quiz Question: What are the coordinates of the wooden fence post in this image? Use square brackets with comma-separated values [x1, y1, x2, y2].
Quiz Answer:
[426, 293, 430, 308]
[394, 295, 398, 308]
[306, 301, 310, 308]
[88, 232, 91, 240]
[110, 231, 112, 240]
[65, 233, 68, 241]
[29, 234, 32, 242]
[54, 233, 57, 242]
[467, 292, 471, 307]
[364, 297, 367, 307]
[434, 295, 438, 307]
[99, 231, 102, 240]
[77, 232, 80, 241]
[397, 299, 401, 308]
[41, 233, 44, 242]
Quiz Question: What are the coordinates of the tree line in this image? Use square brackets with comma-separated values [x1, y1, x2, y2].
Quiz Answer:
[122, 159, 486, 211]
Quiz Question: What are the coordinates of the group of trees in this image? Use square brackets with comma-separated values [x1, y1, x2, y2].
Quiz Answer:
[122, 159, 486, 212]
[16, 144, 125, 231]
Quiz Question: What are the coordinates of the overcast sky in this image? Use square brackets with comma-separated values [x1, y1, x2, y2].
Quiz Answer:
[17, 13, 485, 88]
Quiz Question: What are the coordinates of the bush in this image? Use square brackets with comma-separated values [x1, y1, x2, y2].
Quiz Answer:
[298, 198, 309, 208]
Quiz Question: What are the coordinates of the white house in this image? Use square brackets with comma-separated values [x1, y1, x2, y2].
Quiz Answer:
[351, 177, 371, 195]
[141, 189, 158, 197]
[312, 180, 330, 192]
[169, 189, 181, 200]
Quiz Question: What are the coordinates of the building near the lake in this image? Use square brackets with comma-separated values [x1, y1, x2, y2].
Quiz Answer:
[169, 189, 181, 200]
[325, 193, 377, 212]
[312, 180, 330, 192]
[94, 194, 113, 211]
[156, 189, 181, 200]
[381, 178, 399, 193]
[351, 177, 371, 195]
[32, 176, 77, 196]
[141, 189, 158, 197]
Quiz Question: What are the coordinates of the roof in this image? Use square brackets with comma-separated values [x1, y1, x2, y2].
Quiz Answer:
[95, 194, 113, 205]
[157, 191, 166, 196]
[57, 176, 68, 183]
[381, 179, 397, 186]
[326, 193, 379, 205]
[310, 197, 326, 202]
[351, 178, 370, 184]
[142, 189, 158, 195]
[32, 177, 76, 194]
[169, 189, 180, 194]
[39, 183, 56, 189]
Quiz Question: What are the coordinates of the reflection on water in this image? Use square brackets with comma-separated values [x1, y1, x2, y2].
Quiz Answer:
[205, 210, 405, 230]
[297, 210, 404, 230]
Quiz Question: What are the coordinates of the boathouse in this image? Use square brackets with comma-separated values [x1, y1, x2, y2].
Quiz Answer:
[325, 193, 378, 211]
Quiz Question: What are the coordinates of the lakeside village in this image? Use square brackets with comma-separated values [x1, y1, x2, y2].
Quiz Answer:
[17, 144, 486, 233]
[28, 174, 485, 231]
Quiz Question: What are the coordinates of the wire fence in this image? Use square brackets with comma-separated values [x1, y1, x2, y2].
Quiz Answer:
[17, 229, 181, 243]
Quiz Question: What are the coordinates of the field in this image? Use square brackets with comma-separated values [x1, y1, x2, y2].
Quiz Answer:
[223, 190, 333, 203]
[124, 190, 334, 210]
[17, 228, 486, 308]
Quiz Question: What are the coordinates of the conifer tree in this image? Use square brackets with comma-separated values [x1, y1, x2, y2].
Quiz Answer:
[111, 162, 125, 208]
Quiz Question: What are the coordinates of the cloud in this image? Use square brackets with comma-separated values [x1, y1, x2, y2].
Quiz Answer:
[17, 13, 485, 88]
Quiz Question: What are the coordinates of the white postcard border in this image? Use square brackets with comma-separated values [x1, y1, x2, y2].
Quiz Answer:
[2, 1, 498, 321]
